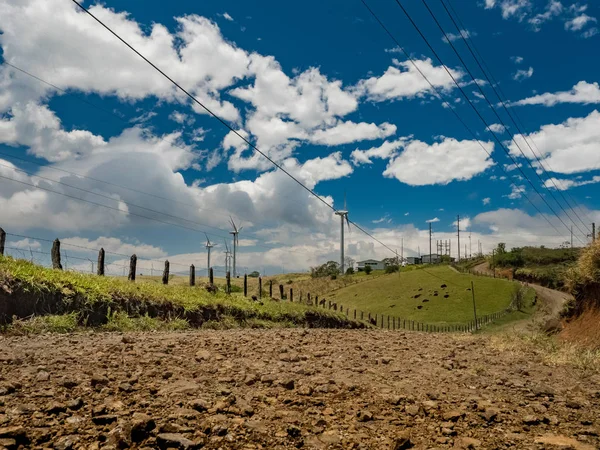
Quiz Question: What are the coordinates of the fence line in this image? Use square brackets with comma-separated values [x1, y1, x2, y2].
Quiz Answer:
[0, 227, 519, 332]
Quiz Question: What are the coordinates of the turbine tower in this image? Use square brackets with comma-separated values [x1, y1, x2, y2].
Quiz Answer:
[334, 193, 350, 274]
[224, 240, 232, 274]
[229, 217, 243, 278]
[205, 233, 214, 278]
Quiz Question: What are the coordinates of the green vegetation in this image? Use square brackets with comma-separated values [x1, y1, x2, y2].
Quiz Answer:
[364, 265, 372, 275]
[0, 256, 363, 332]
[310, 260, 340, 278]
[328, 265, 526, 325]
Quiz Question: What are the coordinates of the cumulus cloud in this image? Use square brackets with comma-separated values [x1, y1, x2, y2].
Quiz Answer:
[512, 67, 534, 81]
[382, 138, 494, 186]
[482, 197, 491, 205]
[355, 59, 462, 102]
[61, 237, 167, 258]
[565, 12, 596, 31]
[511, 56, 524, 64]
[512, 81, 600, 106]
[487, 123, 506, 133]
[310, 121, 396, 146]
[7, 238, 42, 251]
[350, 139, 409, 165]
[508, 110, 600, 174]
[426, 217, 440, 223]
[543, 176, 600, 191]
[221, 12, 234, 21]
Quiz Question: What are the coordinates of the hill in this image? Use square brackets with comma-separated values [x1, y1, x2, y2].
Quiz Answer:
[326, 265, 530, 325]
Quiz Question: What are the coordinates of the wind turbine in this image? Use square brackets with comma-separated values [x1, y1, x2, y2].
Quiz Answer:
[224, 240, 232, 274]
[334, 193, 350, 274]
[205, 233, 214, 278]
[229, 217, 243, 278]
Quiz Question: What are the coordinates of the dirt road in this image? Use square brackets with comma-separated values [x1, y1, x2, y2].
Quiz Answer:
[1, 329, 598, 449]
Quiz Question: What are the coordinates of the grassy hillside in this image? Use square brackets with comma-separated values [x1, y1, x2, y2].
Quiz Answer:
[0, 256, 362, 332]
[327, 266, 527, 324]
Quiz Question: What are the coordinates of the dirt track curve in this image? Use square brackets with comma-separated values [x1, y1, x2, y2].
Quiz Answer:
[1, 329, 598, 449]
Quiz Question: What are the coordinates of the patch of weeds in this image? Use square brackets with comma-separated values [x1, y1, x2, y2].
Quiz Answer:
[6, 313, 79, 334]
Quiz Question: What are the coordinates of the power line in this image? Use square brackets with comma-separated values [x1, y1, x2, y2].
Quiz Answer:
[69, 0, 335, 213]
[359, 0, 565, 239]
[443, 0, 594, 229]
[433, 0, 591, 236]
[388, 0, 582, 244]
[1, 61, 340, 242]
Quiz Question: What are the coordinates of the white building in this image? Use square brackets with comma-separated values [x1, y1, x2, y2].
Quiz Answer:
[357, 259, 386, 271]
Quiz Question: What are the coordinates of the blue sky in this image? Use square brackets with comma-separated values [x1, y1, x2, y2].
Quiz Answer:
[1, 0, 599, 274]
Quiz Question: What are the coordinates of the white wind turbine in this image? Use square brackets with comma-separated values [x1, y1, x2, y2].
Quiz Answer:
[334, 193, 350, 274]
[205, 233, 214, 278]
[229, 217, 243, 278]
[224, 240, 232, 274]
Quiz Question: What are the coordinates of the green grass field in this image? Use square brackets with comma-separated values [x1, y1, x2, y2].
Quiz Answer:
[327, 265, 522, 325]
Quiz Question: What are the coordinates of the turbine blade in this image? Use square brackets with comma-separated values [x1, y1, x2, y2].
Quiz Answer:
[345, 215, 351, 231]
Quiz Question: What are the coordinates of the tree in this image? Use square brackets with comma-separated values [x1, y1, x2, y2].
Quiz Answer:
[382, 257, 398, 267]
[248, 271, 260, 278]
[345, 267, 355, 275]
[344, 256, 356, 273]
[311, 261, 340, 278]
[496, 243, 506, 254]
[364, 265, 373, 275]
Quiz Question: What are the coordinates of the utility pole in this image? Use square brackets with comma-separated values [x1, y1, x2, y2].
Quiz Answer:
[401, 238, 404, 263]
[465, 244, 467, 260]
[571, 225, 573, 249]
[457, 215, 461, 262]
[492, 249, 496, 278]
[469, 230, 472, 258]
[429, 223, 432, 263]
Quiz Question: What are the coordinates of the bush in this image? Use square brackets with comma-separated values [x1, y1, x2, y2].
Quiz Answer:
[311, 261, 340, 278]
[364, 266, 373, 275]
[248, 271, 260, 278]
[345, 267, 355, 275]
[330, 274, 337, 280]
[385, 265, 399, 274]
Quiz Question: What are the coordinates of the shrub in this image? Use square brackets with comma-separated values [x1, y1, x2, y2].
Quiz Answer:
[385, 265, 399, 274]
[248, 271, 260, 278]
[364, 266, 373, 275]
[345, 267, 355, 275]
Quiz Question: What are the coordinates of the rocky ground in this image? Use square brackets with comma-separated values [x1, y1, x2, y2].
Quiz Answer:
[0, 329, 599, 449]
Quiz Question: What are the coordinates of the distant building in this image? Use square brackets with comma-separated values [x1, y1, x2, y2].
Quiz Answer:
[421, 254, 441, 264]
[357, 259, 386, 271]
[406, 256, 421, 265]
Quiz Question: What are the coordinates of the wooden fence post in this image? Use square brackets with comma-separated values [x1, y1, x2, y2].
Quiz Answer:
[315, 295, 319, 306]
[51, 239, 63, 270]
[244, 274, 248, 297]
[307, 292, 311, 305]
[353, 309, 356, 319]
[226, 271, 231, 294]
[189, 264, 195, 286]
[387, 316, 390, 329]
[162, 260, 169, 285]
[127, 254, 136, 281]
[290, 288, 293, 302]
[361, 311, 364, 320]
[258, 277, 262, 299]
[279, 284, 284, 300]
[0, 228, 5, 256]
[97, 248, 105, 276]
[269, 280, 273, 297]
[209, 267, 214, 285]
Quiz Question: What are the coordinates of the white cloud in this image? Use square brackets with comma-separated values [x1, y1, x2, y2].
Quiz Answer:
[442, 29, 477, 43]
[169, 111, 193, 125]
[482, 197, 491, 205]
[8, 238, 42, 251]
[509, 110, 600, 174]
[426, 217, 440, 223]
[543, 176, 600, 191]
[511, 56, 524, 64]
[355, 59, 463, 102]
[453, 217, 471, 229]
[222, 12, 234, 21]
[62, 237, 167, 259]
[310, 121, 396, 146]
[529, 1, 564, 30]
[485, 0, 497, 9]
[372, 214, 392, 224]
[582, 27, 599, 38]
[512, 67, 534, 81]
[512, 81, 600, 106]
[497, 0, 532, 20]
[404, 212, 410, 216]
[350, 139, 408, 165]
[487, 123, 506, 133]
[506, 184, 525, 199]
[565, 13, 596, 31]
[382, 138, 494, 186]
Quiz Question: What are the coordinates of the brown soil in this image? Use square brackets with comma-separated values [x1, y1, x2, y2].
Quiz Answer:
[561, 307, 600, 349]
[1, 329, 599, 449]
